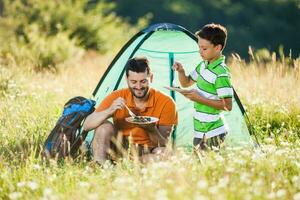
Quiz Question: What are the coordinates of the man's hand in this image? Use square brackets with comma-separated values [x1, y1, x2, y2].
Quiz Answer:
[136, 122, 157, 133]
[107, 97, 125, 116]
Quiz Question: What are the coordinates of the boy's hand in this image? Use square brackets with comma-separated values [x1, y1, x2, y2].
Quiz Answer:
[173, 62, 185, 73]
[181, 89, 202, 102]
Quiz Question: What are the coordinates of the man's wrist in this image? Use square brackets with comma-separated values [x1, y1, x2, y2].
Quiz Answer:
[146, 125, 158, 133]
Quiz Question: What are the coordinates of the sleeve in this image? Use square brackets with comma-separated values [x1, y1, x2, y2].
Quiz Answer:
[158, 99, 178, 126]
[189, 63, 201, 82]
[95, 91, 119, 112]
[215, 73, 233, 99]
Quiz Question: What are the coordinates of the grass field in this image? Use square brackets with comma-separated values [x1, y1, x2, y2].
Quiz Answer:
[0, 54, 300, 200]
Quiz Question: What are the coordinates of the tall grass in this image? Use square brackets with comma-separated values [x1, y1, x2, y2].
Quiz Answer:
[0, 53, 300, 199]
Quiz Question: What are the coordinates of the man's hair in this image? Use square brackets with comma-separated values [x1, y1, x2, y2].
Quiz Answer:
[125, 57, 151, 77]
[195, 23, 227, 50]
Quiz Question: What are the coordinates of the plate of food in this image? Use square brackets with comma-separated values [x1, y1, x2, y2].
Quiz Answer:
[164, 86, 191, 93]
[125, 116, 159, 125]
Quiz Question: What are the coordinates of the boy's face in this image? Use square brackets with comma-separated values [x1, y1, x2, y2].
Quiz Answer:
[198, 37, 222, 62]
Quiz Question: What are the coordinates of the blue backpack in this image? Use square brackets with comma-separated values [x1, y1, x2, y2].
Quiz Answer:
[42, 96, 95, 160]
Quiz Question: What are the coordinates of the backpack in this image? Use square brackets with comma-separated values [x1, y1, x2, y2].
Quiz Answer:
[42, 96, 96, 160]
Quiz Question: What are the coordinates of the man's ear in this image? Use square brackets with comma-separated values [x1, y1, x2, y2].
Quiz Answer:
[150, 73, 153, 83]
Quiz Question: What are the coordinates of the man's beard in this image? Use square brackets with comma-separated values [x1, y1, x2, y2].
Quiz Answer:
[129, 86, 149, 99]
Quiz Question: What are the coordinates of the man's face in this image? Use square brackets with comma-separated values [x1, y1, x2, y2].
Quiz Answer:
[198, 37, 222, 62]
[126, 70, 152, 99]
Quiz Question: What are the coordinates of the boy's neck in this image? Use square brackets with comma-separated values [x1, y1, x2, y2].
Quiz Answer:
[207, 53, 222, 64]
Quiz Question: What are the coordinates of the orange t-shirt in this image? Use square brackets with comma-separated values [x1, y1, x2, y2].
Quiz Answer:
[96, 88, 178, 146]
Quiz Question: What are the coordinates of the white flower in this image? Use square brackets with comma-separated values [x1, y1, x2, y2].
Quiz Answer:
[88, 193, 99, 200]
[33, 164, 41, 170]
[9, 192, 22, 200]
[218, 176, 229, 188]
[194, 193, 209, 200]
[17, 181, 26, 188]
[267, 192, 276, 199]
[155, 189, 168, 200]
[43, 188, 53, 196]
[208, 186, 219, 194]
[276, 189, 286, 198]
[79, 181, 90, 188]
[27, 181, 39, 190]
[197, 180, 208, 189]
[294, 192, 300, 200]
[174, 187, 184, 194]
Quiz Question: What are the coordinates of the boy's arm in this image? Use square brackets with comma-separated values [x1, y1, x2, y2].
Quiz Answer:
[173, 62, 194, 87]
[181, 90, 232, 111]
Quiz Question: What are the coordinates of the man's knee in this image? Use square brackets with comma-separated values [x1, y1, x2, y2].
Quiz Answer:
[94, 121, 116, 138]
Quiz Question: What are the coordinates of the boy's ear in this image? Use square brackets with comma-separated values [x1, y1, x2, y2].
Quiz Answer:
[215, 44, 223, 51]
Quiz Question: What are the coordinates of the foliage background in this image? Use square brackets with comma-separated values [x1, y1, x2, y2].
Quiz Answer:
[104, 0, 300, 58]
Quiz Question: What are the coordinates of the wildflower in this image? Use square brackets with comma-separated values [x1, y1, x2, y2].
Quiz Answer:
[8, 192, 22, 200]
[226, 167, 235, 173]
[33, 164, 41, 170]
[294, 192, 300, 200]
[174, 187, 184, 194]
[155, 189, 168, 200]
[276, 189, 286, 198]
[17, 181, 26, 188]
[79, 181, 90, 188]
[197, 180, 208, 189]
[43, 188, 53, 196]
[194, 193, 209, 200]
[88, 193, 99, 200]
[27, 181, 39, 190]
[267, 192, 276, 199]
[208, 185, 219, 194]
[218, 176, 229, 188]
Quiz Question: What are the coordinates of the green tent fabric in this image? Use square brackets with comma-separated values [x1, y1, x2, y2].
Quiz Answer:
[88, 23, 257, 148]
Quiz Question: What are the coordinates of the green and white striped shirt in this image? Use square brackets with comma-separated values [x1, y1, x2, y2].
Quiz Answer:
[189, 56, 233, 139]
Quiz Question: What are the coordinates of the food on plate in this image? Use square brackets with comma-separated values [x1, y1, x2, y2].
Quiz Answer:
[133, 116, 152, 123]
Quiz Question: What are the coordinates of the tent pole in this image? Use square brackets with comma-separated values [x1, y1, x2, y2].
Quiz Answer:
[168, 52, 177, 147]
[113, 32, 155, 90]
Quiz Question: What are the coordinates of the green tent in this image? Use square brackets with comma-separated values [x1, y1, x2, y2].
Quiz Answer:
[88, 23, 257, 148]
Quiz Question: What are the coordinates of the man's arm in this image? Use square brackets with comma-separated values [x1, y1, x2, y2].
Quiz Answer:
[83, 109, 111, 131]
[83, 97, 125, 131]
[141, 124, 174, 146]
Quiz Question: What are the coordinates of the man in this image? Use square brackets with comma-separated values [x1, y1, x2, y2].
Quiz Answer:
[83, 57, 178, 163]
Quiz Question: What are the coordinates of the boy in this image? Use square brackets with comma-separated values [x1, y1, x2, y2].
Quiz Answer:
[173, 23, 233, 150]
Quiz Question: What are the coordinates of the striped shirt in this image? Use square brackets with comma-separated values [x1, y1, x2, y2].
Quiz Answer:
[189, 56, 233, 139]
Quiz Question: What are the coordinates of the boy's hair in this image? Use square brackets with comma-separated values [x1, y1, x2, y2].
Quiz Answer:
[125, 57, 151, 77]
[195, 23, 227, 50]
